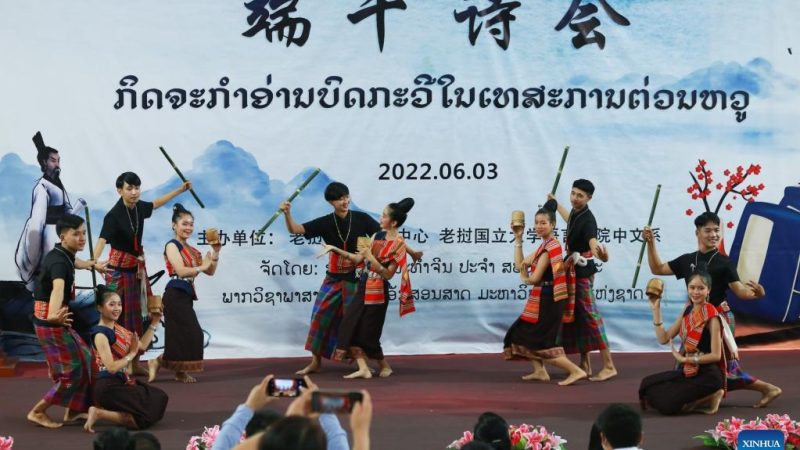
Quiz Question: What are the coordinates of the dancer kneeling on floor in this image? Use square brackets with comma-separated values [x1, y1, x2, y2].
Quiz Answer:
[85, 285, 168, 433]
[639, 270, 726, 415]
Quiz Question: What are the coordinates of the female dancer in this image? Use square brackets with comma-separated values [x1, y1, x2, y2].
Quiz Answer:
[324, 198, 417, 379]
[639, 270, 726, 415]
[503, 200, 587, 386]
[84, 285, 168, 433]
[148, 203, 221, 383]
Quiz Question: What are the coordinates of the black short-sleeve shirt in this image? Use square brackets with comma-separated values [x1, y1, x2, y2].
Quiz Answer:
[34, 244, 75, 303]
[668, 249, 740, 306]
[100, 198, 154, 255]
[566, 207, 598, 277]
[302, 210, 380, 252]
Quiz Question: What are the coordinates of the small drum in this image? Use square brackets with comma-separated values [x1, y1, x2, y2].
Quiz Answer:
[646, 278, 664, 299]
[206, 228, 220, 245]
[147, 294, 163, 314]
[511, 210, 525, 228]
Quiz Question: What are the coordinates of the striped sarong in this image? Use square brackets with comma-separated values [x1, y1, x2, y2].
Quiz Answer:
[106, 248, 151, 336]
[559, 277, 609, 354]
[717, 303, 757, 390]
[305, 274, 358, 359]
[34, 324, 92, 412]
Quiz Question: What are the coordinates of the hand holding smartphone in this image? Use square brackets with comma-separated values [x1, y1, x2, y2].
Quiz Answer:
[266, 377, 308, 397]
[311, 390, 364, 414]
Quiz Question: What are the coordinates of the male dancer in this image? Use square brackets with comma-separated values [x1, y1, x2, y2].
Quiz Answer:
[643, 211, 782, 407]
[548, 179, 617, 381]
[27, 214, 94, 428]
[93, 172, 191, 373]
[281, 182, 420, 375]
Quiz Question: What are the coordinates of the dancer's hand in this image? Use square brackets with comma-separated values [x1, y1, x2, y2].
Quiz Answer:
[316, 244, 335, 258]
[511, 223, 524, 239]
[595, 244, 609, 262]
[245, 375, 277, 411]
[180, 181, 192, 193]
[94, 260, 108, 274]
[49, 307, 73, 327]
[279, 201, 292, 214]
[643, 226, 655, 243]
[745, 280, 765, 298]
[647, 294, 661, 312]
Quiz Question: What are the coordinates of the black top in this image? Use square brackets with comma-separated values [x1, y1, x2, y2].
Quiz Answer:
[303, 210, 380, 252]
[668, 249, 740, 306]
[90, 325, 117, 348]
[566, 207, 598, 278]
[34, 244, 75, 303]
[100, 198, 154, 255]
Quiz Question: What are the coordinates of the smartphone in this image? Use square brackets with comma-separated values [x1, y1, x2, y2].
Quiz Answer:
[266, 378, 307, 397]
[311, 390, 363, 414]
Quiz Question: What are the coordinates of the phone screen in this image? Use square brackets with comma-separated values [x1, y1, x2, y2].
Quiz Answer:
[267, 378, 307, 397]
[311, 391, 363, 414]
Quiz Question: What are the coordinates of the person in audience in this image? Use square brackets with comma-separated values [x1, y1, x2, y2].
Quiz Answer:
[127, 432, 161, 450]
[92, 427, 130, 450]
[473, 412, 511, 450]
[593, 403, 644, 450]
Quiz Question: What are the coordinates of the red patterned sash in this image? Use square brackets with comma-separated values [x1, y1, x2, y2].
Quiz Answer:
[364, 236, 415, 316]
[520, 237, 575, 324]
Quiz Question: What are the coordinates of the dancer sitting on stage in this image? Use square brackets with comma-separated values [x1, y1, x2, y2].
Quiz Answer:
[280, 183, 421, 375]
[643, 212, 782, 408]
[27, 214, 95, 428]
[93, 171, 192, 374]
[547, 179, 616, 381]
[639, 271, 726, 415]
[322, 198, 417, 379]
[504, 200, 587, 386]
[148, 203, 221, 383]
[84, 285, 168, 433]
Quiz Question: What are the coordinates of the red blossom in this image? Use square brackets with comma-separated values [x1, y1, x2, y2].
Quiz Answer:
[699, 159, 707, 166]
[724, 169, 731, 176]
[758, 183, 765, 190]
[687, 186, 694, 193]
[725, 204, 733, 210]
[698, 173, 705, 180]
[692, 193, 699, 200]
[695, 165, 703, 173]
[686, 209, 694, 216]
[727, 222, 734, 228]
[716, 183, 723, 190]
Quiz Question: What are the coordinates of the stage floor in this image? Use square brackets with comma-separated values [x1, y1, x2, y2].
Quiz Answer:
[1, 351, 797, 450]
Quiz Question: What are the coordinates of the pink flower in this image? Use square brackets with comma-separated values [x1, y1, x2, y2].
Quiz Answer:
[201, 425, 220, 446]
[0, 437, 13, 450]
[186, 436, 202, 450]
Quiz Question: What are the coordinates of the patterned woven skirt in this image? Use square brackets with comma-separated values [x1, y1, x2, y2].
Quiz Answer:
[560, 277, 609, 354]
[106, 267, 144, 336]
[334, 277, 390, 361]
[503, 286, 566, 360]
[639, 364, 724, 415]
[34, 324, 92, 412]
[162, 287, 204, 373]
[305, 274, 358, 359]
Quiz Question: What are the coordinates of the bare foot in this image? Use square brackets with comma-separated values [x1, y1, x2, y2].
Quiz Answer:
[521, 371, 550, 381]
[754, 386, 782, 408]
[589, 367, 618, 382]
[558, 369, 588, 386]
[580, 360, 592, 377]
[343, 368, 372, 379]
[83, 407, 99, 433]
[147, 358, 161, 382]
[175, 373, 197, 383]
[379, 368, 393, 378]
[63, 411, 88, 424]
[702, 389, 724, 415]
[27, 411, 62, 429]
[295, 362, 320, 376]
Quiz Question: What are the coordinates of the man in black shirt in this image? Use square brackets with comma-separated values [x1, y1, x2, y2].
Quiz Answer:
[549, 179, 617, 381]
[27, 214, 95, 428]
[644, 211, 782, 408]
[281, 182, 420, 375]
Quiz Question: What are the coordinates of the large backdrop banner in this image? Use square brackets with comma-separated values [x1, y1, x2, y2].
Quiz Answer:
[1, 1, 799, 359]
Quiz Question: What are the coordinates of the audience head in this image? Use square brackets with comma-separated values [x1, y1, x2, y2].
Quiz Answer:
[258, 416, 327, 450]
[596, 403, 642, 450]
[246, 407, 282, 437]
[473, 412, 511, 450]
[93, 427, 131, 450]
[462, 441, 495, 450]
[127, 432, 161, 450]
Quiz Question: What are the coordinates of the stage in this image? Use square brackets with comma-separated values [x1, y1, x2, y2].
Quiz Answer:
[1, 351, 797, 450]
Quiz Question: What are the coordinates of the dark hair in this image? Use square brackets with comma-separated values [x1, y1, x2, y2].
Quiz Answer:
[387, 198, 414, 227]
[258, 416, 327, 450]
[32, 131, 58, 171]
[55, 213, 84, 236]
[473, 412, 511, 450]
[687, 269, 712, 289]
[93, 427, 131, 450]
[694, 211, 721, 229]
[116, 172, 142, 189]
[462, 442, 494, 450]
[95, 284, 119, 307]
[245, 407, 282, 437]
[572, 179, 595, 196]
[324, 182, 349, 201]
[171, 203, 193, 223]
[535, 199, 558, 225]
[595, 403, 642, 448]
[127, 432, 161, 450]
[587, 421, 603, 450]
